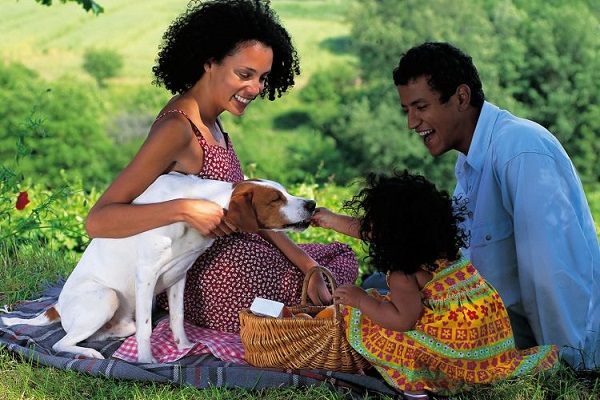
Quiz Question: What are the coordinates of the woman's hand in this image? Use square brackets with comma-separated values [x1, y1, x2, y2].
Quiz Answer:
[333, 284, 368, 309]
[306, 269, 333, 305]
[181, 198, 236, 238]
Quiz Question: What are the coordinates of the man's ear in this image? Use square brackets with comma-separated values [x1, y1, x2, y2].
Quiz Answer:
[456, 84, 471, 111]
[225, 190, 260, 233]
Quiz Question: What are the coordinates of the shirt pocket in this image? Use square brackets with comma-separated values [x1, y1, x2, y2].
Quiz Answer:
[470, 219, 513, 247]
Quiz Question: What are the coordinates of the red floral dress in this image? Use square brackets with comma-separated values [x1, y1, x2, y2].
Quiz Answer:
[155, 110, 358, 332]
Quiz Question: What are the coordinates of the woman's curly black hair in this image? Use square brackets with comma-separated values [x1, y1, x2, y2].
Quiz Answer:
[343, 170, 470, 275]
[152, 0, 300, 100]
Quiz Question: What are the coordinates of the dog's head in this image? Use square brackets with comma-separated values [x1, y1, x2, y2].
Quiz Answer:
[225, 179, 316, 233]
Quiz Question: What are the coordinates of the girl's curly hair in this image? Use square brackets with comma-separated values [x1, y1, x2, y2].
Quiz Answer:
[343, 170, 470, 275]
[152, 0, 300, 100]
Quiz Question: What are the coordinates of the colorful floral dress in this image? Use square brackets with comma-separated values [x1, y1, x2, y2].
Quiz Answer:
[155, 110, 359, 332]
[342, 256, 559, 396]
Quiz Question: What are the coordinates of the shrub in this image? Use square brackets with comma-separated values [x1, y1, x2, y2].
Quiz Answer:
[82, 47, 123, 86]
[0, 106, 93, 257]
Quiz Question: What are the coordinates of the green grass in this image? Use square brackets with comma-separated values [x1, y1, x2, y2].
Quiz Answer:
[1, 0, 186, 83]
[1, 235, 600, 400]
[1, 184, 599, 399]
[0, 346, 361, 399]
[0, 0, 354, 86]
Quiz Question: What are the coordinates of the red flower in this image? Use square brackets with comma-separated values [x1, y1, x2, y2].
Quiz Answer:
[467, 310, 479, 320]
[16, 191, 30, 210]
[448, 310, 459, 321]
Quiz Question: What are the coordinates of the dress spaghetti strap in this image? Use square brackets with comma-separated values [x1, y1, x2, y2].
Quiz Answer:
[155, 109, 229, 149]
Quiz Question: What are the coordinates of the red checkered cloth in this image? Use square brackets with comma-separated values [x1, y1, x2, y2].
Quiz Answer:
[112, 318, 247, 364]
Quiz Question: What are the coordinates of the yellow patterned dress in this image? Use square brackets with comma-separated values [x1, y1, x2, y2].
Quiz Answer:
[342, 256, 559, 395]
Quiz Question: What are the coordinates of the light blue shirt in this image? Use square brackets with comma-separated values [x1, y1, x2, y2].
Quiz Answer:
[454, 101, 600, 369]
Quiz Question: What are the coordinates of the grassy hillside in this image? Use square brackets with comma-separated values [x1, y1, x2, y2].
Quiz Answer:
[1, 0, 357, 183]
[1, 0, 354, 86]
[2, 0, 183, 83]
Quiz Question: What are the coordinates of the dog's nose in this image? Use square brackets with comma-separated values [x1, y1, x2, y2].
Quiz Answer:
[305, 200, 316, 213]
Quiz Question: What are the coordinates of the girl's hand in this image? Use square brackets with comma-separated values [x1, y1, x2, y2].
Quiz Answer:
[333, 284, 368, 309]
[310, 208, 361, 239]
[310, 207, 336, 229]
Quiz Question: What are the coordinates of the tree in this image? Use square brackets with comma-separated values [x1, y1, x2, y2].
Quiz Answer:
[498, 3, 600, 183]
[0, 63, 128, 191]
[82, 48, 124, 87]
[34, 0, 103, 14]
[303, 0, 600, 186]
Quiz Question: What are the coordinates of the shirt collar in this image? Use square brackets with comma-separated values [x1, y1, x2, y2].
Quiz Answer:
[463, 101, 500, 171]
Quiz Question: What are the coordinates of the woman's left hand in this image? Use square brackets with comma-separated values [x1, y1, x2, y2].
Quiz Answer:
[306, 269, 333, 305]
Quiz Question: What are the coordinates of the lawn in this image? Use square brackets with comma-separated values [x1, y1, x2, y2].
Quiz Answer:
[0, 0, 354, 85]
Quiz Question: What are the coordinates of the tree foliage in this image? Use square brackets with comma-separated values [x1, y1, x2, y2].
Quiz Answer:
[3, 0, 599, 194]
[82, 48, 124, 86]
[0, 63, 128, 191]
[34, 0, 103, 14]
[302, 0, 600, 187]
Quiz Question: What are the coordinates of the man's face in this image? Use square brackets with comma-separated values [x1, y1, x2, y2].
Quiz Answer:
[397, 76, 471, 156]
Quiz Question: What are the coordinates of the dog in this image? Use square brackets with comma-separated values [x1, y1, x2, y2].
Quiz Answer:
[1, 172, 316, 363]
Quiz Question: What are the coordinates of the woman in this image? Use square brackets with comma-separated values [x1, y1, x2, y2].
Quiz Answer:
[85, 0, 358, 332]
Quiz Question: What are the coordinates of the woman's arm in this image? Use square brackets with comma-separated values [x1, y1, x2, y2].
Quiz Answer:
[258, 230, 332, 305]
[85, 114, 227, 239]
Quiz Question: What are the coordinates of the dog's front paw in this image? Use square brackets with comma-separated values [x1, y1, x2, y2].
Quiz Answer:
[79, 348, 105, 359]
[175, 336, 194, 351]
[137, 350, 157, 364]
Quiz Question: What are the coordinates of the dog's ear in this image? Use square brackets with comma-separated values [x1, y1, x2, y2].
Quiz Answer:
[225, 186, 260, 233]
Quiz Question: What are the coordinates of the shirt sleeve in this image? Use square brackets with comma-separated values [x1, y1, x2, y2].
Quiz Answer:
[499, 151, 596, 366]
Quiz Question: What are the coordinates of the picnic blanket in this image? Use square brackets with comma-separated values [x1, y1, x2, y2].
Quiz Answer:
[0, 281, 397, 398]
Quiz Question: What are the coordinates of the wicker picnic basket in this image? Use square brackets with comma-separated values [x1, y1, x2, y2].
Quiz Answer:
[238, 265, 370, 373]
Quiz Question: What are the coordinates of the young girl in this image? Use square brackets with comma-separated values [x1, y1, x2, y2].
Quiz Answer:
[311, 170, 558, 399]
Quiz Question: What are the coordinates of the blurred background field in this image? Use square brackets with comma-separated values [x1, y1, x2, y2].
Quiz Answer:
[1, 0, 355, 84]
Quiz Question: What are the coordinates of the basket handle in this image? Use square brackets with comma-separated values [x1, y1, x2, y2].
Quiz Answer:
[300, 265, 342, 320]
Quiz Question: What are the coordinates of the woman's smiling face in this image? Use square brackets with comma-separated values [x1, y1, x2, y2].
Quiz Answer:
[398, 75, 472, 156]
[206, 41, 273, 117]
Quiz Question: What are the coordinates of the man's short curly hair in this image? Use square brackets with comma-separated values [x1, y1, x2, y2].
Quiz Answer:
[344, 170, 469, 275]
[152, 0, 300, 100]
[392, 41, 485, 108]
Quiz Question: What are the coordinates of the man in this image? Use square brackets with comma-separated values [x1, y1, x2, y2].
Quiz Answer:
[392, 41, 599, 369]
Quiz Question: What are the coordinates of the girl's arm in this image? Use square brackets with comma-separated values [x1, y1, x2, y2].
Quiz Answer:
[334, 271, 423, 332]
[85, 114, 228, 239]
[310, 207, 361, 239]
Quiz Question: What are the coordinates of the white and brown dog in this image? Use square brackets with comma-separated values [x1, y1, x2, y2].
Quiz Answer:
[1, 172, 316, 363]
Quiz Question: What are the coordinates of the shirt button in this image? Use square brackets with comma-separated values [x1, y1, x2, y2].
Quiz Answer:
[485, 235, 492, 241]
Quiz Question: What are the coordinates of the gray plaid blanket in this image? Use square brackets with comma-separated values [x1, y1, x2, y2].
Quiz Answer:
[0, 282, 397, 398]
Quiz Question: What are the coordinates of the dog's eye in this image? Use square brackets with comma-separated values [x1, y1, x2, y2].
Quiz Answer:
[270, 193, 284, 203]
